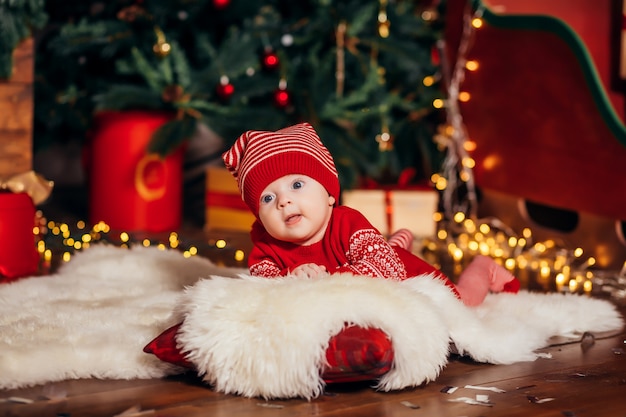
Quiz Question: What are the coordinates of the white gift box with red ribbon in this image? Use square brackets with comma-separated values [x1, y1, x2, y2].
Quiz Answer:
[342, 186, 439, 238]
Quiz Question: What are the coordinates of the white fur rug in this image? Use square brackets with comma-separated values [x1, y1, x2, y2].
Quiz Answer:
[0, 245, 623, 399]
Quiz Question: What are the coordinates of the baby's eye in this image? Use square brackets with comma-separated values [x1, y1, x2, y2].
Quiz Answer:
[261, 194, 274, 204]
[292, 180, 304, 190]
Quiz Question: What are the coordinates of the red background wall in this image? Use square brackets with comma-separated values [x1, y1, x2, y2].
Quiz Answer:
[483, 0, 625, 122]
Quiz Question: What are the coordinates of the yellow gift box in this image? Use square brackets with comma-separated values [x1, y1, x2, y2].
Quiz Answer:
[204, 167, 255, 232]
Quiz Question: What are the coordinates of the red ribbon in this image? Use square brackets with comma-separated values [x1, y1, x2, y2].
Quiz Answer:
[354, 168, 434, 233]
[205, 191, 249, 211]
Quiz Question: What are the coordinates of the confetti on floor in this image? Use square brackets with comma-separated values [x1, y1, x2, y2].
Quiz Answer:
[527, 395, 556, 404]
[464, 384, 506, 393]
[448, 396, 494, 407]
[113, 405, 155, 417]
[0, 397, 34, 404]
[400, 400, 421, 409]
[257, 403, 284, 409]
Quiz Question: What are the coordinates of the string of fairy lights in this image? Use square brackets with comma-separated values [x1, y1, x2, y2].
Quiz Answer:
[28, 2, 625, 302]
[34, 213, 247, 273]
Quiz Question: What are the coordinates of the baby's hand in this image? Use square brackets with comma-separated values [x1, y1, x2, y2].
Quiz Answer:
[291, 263, 327, 279]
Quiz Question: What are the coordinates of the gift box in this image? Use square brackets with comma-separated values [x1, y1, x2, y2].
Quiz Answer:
[0, 192, 39, 282]
[88, 111, 184, 232]
[204, 166, 255, 232]
[342, 187, 439, 238]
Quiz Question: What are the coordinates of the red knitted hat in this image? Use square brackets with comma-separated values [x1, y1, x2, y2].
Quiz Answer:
[222, 122, 340, 216]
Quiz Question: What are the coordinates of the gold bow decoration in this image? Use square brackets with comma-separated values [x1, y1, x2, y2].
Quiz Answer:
[0, 171, 54, 205]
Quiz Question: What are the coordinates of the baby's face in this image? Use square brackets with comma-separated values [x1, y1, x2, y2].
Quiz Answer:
[258, 174, 335, 246]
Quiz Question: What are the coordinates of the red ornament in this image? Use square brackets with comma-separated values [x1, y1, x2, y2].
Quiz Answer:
[213, 0, 230, 9]
[216, 81, 235, 100]
[273, 88, 291, 108]
[262, 50, 280, 71]
[430, 45, 440, 66]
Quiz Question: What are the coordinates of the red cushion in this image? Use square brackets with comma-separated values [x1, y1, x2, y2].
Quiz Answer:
[143, 323, 394, 383]
[322, 325, 393, 383]
[143, 323, 194, 369]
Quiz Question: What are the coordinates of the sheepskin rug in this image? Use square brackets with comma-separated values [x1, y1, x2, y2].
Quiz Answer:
[0, 244, 623, 399]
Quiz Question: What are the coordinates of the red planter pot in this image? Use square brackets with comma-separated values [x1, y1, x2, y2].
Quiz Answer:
[0, 192, 39, 282]
[88, 111, 184, 232]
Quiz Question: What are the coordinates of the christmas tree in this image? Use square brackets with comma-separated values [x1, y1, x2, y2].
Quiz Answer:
[34, 0, 447, 191]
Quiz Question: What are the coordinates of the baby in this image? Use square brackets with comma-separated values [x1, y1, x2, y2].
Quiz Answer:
[223, 122, 519, 306]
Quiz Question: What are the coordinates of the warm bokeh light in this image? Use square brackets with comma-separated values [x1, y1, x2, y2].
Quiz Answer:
[463, 140, 477, 152]
[465, 60, 479, 71]
[462, 157, 475, 168]
[458, 92, 470, 102]
[432, 98, 445, 108]
[471, 17, 483, 28]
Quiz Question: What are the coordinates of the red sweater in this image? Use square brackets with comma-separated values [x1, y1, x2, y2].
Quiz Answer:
[248, 206, 459, 297]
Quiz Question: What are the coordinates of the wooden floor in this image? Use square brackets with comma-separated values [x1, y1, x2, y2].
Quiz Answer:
[1, 305, 625, 417]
